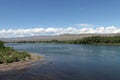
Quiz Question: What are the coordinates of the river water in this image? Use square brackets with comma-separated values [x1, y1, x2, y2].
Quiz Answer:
[1, 43, 120, 80]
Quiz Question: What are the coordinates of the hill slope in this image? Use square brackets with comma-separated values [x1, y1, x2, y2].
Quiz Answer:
[1, 34, 120, 42]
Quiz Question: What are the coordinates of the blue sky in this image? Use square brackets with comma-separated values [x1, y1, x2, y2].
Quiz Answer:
[0, 0, 120, 37]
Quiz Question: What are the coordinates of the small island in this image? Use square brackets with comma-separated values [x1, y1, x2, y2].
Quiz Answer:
[0, 41, 43, 71]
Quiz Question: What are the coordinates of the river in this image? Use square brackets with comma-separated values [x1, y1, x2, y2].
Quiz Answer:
[1, 43, 120, 80]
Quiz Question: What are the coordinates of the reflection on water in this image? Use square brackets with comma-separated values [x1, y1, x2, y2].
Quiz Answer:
[1, 43, 120, 80]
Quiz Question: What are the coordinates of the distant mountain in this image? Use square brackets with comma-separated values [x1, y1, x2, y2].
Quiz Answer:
[1, 34, 120, 42]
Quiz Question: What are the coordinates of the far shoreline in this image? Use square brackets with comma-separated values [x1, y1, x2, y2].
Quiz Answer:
[5, 42, 120, 46]
[6, 36, 120, 46]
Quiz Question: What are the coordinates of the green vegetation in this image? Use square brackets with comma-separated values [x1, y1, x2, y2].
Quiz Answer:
[16, 39, 78, 44]
[73, 36, 120, 45]
[0, 41, 31, 64]
[16, 36, 120, 45]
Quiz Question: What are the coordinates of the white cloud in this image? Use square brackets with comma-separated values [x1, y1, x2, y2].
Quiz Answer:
[75, 24, 93, 27]
[0, 25, 120, 38]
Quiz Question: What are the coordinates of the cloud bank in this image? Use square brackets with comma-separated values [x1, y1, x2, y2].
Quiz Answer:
[0, 26, 120, 38]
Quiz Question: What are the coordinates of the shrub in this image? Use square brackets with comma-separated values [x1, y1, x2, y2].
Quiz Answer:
[0, 41, 31, 64]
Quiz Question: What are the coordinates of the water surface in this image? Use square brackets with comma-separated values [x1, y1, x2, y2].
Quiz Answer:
[1, 43, 120, 80]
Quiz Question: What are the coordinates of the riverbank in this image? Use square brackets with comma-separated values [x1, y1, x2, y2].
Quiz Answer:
[0, 53, 44, 72]
[9, 36, 120, 46]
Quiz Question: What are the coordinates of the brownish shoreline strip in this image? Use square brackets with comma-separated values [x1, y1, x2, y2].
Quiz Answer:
[0, 53, 44, 72]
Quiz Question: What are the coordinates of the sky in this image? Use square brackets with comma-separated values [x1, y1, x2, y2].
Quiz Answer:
[0, 0, 120, 38]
